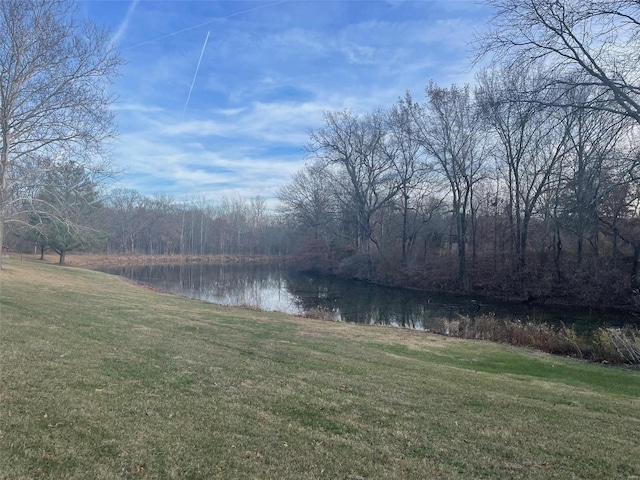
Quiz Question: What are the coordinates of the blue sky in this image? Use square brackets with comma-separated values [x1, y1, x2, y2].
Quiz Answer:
[80, 0, 492, 205]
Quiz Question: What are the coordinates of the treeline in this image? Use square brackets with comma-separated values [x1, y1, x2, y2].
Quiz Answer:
[278, 73, 640, 309]
[103, 191, 286, 257]
[7, 188, 288, 261]
[277, 0, 640, 310]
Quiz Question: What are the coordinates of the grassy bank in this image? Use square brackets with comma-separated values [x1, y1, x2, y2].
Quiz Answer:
[1, 259, 639, 479]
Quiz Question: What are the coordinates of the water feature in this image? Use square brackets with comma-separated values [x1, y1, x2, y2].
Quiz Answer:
[97, 262, 638, 333]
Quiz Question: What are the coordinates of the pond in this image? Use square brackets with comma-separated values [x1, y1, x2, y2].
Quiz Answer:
[97, 262, 638, 334]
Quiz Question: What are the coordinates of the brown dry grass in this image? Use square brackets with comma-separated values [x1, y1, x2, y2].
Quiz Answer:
[1, 258, 639, 479]
[25, 252, 277, 268]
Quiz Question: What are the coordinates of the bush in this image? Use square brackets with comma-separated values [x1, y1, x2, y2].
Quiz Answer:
[590, 327, 640, 364]
[453, 314, 640, 365]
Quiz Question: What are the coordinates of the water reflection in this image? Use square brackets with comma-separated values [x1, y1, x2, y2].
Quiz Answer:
[98, 263, 636, 331]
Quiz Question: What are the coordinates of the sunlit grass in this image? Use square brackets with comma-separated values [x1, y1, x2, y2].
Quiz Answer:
[1, 258, 639, 479]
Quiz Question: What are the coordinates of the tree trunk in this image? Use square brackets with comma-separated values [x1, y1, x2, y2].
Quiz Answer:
[401, 195, 409, 267]
[611, 221, 619, 267]
[632, 245, 640, 287]
[577, 237, 584, 266]
[457, 211, 469, 292]
[554, 223, 562, 275]
[0, 127, 8, 270]
[0, 218, 4, 270]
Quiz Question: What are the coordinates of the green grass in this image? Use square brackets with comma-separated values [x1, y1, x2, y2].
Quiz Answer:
[1, 258, 639, 479]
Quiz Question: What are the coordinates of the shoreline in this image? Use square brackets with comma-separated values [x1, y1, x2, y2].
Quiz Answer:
[23, 252, 281, 268]
[20, 252, 637, 316]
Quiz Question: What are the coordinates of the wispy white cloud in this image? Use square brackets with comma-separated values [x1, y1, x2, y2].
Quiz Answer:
[112, 131, 304, 203]
[161, 101, 329, 146]
[217, 107, 247, 116]
[86, 0, 493, 205]
[122, 0, 287, 51]
[110, 0, 140, 48]
[111, 103, 164, 113]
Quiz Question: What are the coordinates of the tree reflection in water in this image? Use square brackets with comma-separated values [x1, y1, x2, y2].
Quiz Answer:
[99, 263, 635, 334]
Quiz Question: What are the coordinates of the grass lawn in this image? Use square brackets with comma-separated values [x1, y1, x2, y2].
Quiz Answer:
[1, 258, 639, 479]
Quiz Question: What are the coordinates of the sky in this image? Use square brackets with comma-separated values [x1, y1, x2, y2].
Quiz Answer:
[79, 0, 493, 206]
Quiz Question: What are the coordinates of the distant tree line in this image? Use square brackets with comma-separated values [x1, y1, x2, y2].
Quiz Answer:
[7, 188, 289, 261]
[102, 191, 286, 257]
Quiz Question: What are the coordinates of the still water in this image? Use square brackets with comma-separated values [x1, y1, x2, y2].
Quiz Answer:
[98, 262, 637, 332]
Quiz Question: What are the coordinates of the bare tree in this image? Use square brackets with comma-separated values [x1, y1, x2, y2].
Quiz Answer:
[247, 196, 267, 255]
[277, 163, 340, 268]
[278, 162, 337, 240]
[386, 93, 439, 267]
[477, 66, 570, 270]
[0, 0, 120, 264]
[413, 83, 486, 291]
[477, 0, 640, 123]
[216, 197, 249, 256]
[106, 189, 146, 253]
[309, 110, 402, 255]
[556, 86, 633, 264]
[178, 196, 211, 256]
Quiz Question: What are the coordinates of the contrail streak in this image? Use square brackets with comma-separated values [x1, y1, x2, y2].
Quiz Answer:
[183, 30, 210, 118]
[110, 0, 140, 48]
[123, 1, 286, 51]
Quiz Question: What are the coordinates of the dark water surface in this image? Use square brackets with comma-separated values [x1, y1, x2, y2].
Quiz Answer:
[97, 263, 638, 332]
